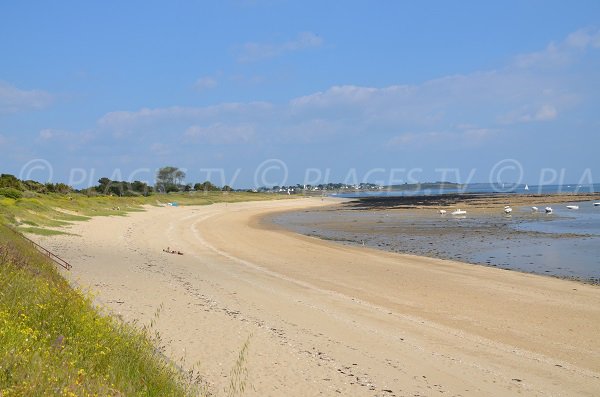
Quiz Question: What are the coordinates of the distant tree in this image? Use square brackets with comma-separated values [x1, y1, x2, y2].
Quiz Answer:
[156, 166, 185, 193]
[194, 181, 219, 192]
[131, 180, 153, 196]
[0, 174, 23, 190]
[22, 180, 47, 193]
[94, 178, 152, 196]
[81, 187, 98, 197]
[96, 178, 112, 194]
[222, 185, 233, 192]
[45, 182, 72, 194]
[165, 184, 180, 193]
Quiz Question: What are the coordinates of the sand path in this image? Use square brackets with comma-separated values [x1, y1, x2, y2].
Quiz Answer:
[34, 198, 600, 396]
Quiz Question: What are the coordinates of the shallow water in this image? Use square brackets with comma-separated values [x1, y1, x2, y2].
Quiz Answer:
[272, 201, 600, 282]
[514, 202, 600, 235]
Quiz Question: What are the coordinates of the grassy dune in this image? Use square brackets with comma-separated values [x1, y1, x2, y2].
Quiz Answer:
[0, 191, 280, 234]
[0, 223, 206, 396]
[0, 191, 274, 395]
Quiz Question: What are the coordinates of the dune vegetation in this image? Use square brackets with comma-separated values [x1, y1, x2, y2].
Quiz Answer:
[0, 221, 209, 396]
[0, 190, 280, 235]
[0, 182, 278, 395]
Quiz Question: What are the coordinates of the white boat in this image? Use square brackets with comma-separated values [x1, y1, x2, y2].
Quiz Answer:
[504, 205, 512, 214]
[566, 205, 579, 210]
[451, 209, 467, 215]
[439, 209, 447, 214]
[524, 184, 529, 191]
[531, 206, 539, 212]
[545, 207, 553, 214]
[594, 202, 600, 206]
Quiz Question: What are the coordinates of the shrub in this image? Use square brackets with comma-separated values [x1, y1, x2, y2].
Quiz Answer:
[0, 188, 23, 200]
[0, 225, 204, 396]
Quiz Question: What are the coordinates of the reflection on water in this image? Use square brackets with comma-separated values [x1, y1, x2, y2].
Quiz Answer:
[272, 201, 600, 282]
[514, 203, 600, 235]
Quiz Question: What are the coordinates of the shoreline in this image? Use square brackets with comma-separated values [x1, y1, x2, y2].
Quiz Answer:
[270, 193, 600, 284]
[342, 191, 600, 209]
[31, 198, 600, 396]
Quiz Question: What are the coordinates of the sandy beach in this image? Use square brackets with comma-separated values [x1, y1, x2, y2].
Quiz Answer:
[33, 198, 600, 396]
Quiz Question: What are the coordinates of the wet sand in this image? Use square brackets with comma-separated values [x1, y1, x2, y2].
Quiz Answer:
[342, 192, 600, 210]
[273, 194, 600, 282]
[32, 197, 600, 396]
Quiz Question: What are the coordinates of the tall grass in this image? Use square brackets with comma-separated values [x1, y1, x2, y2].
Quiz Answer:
[0, 191, 283, 232]
[0, 224, 205, 396]
[0, 192, 265, 395]
[226, 335, 252, 397]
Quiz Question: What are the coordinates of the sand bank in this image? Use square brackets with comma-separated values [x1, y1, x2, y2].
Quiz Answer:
[33, 198, 600, 396]
[271, 198, 600, 281]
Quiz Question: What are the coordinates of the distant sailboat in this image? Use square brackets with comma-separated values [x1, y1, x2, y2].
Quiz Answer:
[524, 184, 529, 191]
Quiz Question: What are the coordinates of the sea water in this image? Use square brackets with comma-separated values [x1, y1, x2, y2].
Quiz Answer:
[332, 183, 600, 198]
[273, 200, 600, 282]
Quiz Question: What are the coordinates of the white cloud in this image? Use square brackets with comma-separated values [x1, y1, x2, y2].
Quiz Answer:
[36, 129, 94, 151]
[98, 102, 274, 129]
[513, 28, 600, 68]
[38, 128, 70, 141]
[150, 143, 172, 156]
[38, 128, 65, 140]
[529, 105, 558, 122]
[565, 29, 600, 49]
[387, 127, 495, 150]
[0, 81, 53, 113]
[95, 28, 597, 150]
[500, 105, 558, 124]
[237, 31, 323, 62]
[194, 76, 218, 91]
[185, 123, 255, 144]
[388, 131, 449, 147]
[284, 31, 323, 50]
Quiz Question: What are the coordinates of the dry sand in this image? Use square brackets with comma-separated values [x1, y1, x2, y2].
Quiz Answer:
[33, 198, 600, 396]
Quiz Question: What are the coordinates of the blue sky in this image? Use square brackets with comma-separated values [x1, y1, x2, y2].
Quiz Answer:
[1, 1, 600, 188]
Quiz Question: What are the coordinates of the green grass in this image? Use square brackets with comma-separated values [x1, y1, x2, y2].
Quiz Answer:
[0, 223, 207, 396]
[17, 227, 71, 236]
[0, 191, 276, 396]
[0, 191, 284, 234]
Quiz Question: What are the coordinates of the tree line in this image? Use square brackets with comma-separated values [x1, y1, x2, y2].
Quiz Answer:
[0, 174, 72, 198]
[0, 167, 235, 198]
[154, 166, 232, 193]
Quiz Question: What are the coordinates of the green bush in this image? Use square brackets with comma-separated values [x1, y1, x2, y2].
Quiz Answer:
[0, 225, 204, 396]
[0, 188, 23, 200]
